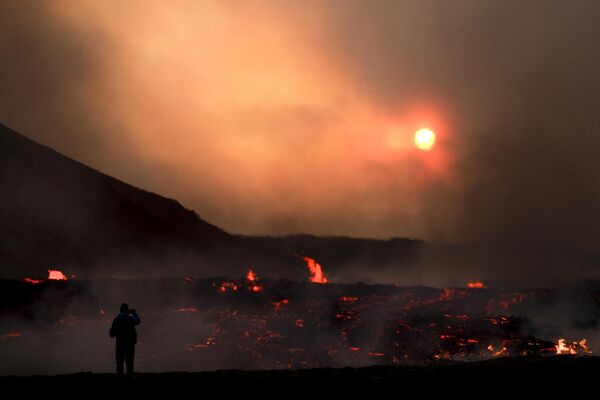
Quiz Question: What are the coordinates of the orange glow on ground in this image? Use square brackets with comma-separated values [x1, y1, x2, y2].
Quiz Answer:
[2, 332, 22, 339]
[414, 128, 436, 150]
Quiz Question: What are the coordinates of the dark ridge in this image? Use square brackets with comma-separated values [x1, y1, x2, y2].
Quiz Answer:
[0, 122, 277, 279]
[0, 356, 596, 396]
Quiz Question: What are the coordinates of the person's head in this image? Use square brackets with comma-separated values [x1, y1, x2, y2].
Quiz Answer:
[120, 303, 129, 313]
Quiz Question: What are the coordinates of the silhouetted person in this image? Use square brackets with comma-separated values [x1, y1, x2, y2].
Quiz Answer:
[109, 303, 141, 375]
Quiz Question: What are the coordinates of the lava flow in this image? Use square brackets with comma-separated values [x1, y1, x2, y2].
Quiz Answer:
[303, 256, 328, 284]
[23, 269, 69, 284]
[23, 278, 43, 284]
[48, 269, 68, 280]
[2, 278, 597, 371]
[556, 338, 591, 355]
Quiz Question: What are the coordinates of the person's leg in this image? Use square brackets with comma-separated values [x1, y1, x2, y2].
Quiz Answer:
[125, 343, 135, 375]
[116, 343, 125, 375]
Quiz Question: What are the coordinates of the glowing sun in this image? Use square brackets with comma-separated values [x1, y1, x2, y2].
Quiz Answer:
[414, 128, 436, 150]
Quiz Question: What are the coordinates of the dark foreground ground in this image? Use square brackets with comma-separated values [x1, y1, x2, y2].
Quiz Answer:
[1, 356, 596, 397]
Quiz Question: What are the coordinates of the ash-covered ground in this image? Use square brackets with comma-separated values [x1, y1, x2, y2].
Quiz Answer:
[1, 275, 599, 376]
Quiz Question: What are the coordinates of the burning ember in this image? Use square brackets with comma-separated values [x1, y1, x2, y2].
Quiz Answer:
[175, 307, 199, 313]
[302, 256, 328, 284]
[48, 269, 68, 281]
[185, 337, 216, 351]
[467, 281, 485, 289]
[215, 282, 239, 292]
[273, 299, 289, 311]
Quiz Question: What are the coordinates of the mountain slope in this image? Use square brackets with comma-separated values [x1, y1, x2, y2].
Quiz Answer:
[0, 122, 269, 278]
[0, 122, 431, 283]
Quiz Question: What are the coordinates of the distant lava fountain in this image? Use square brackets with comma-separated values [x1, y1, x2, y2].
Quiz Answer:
[467, 281, 485, 289]
[48, 269, 68, 281]
[303, 256, 328, 284]
[247, 269, 257, 282]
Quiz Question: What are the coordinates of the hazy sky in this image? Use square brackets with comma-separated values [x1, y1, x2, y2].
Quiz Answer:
[2, 0, 600, 248]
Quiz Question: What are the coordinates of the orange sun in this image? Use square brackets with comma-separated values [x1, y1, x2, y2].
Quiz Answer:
[414, 128, 435, 150]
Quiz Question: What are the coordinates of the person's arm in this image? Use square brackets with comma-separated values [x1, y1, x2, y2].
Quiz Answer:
[131, 312, 141, 326]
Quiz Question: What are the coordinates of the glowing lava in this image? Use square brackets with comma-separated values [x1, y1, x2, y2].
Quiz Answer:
[487, 344, 508, 357]
[556, 338, 591, 355]
[246, 269, 264, 292]
[302, 256, 328, 284]
[2, 332, 22, 339]
[48, 270, 68, 281]
[272, 299, 289, 311]
[246, 269, 257, 282]
[414, 128, 435, 150]
[175, 307, 199, 313]
[216, 282, 239, 292]
[467, 281, 485, 289]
